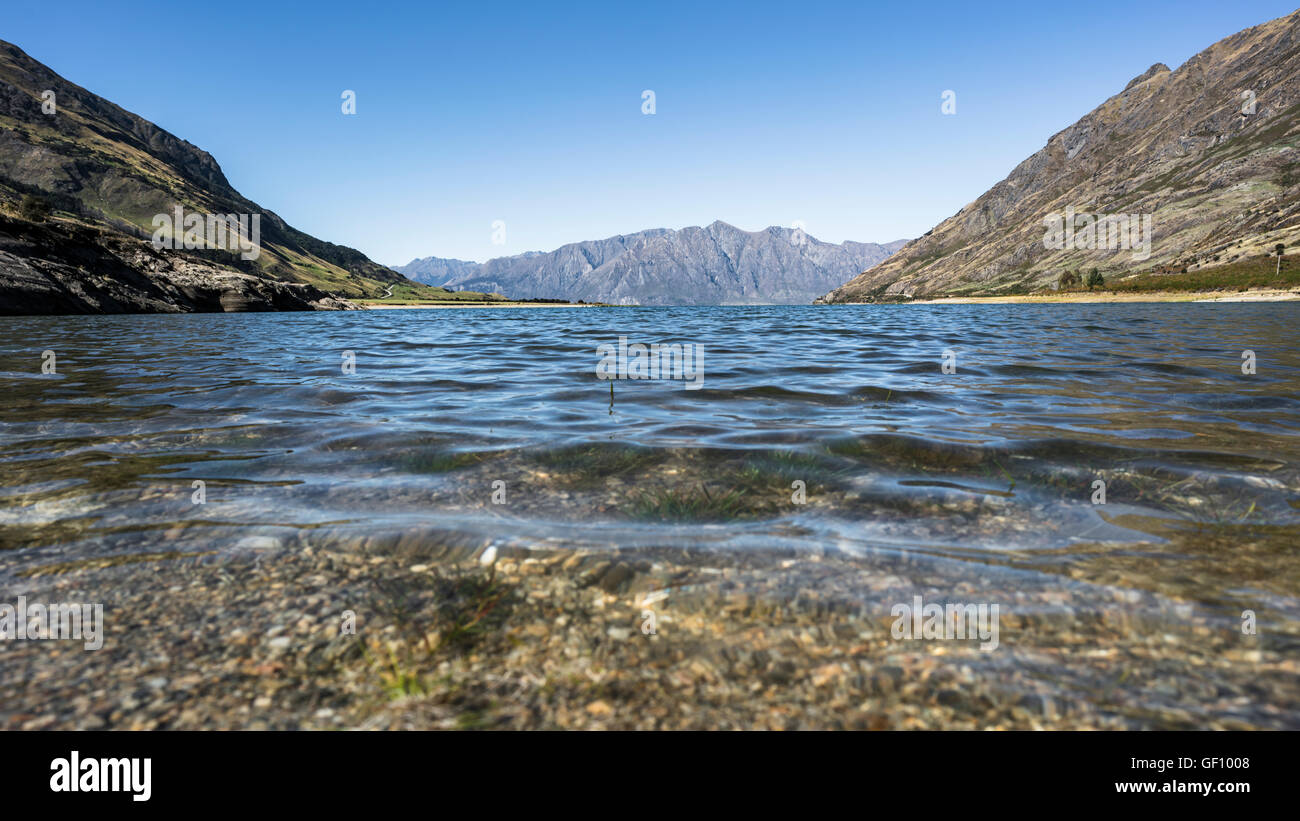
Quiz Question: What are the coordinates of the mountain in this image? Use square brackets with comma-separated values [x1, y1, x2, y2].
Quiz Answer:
[392, 256, 482, 288]
[396, 223, 908, 305]
[818, 9, 1300, 303]
[0, 39, 433, 314]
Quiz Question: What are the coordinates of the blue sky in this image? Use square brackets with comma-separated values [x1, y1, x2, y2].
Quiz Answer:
[5, 0, 1297, 264]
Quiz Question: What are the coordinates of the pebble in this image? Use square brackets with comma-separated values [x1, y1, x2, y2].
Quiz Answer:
[1, 540, 1294, 731]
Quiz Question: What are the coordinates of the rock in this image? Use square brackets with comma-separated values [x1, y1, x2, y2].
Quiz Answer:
[0, 214, 365, 314]
[1019, 693, 1058, 719]
[597, 563, 635, 593]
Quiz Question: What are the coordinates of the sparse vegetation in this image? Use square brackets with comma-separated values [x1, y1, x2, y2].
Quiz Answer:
[400, 450, 497, 473]
[531, 444, 665, 487]
[1277, 160, 1298, 189]
[631, 485, 750, 522]
[1110, 252, 1299, 293]
[18, 193, 50, 222]
[367, 567, 517, 700]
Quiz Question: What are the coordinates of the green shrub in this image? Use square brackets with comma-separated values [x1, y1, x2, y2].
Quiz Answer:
[19, 194, 51, 223]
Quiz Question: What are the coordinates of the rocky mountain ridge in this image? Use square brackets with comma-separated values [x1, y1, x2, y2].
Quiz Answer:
[398, 222, 907, 305]
[818, 9, 1300, 302]
[0, 39, 426, 314]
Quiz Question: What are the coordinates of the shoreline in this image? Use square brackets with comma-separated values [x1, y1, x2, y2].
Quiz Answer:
[364, 290, 1300, 309]
[901, 288, 1300, 305]
[359, 301, 603, 310]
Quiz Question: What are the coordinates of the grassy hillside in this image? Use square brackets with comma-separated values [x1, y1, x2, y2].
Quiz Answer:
[1105, 251, 1299, 293]
[0, 39, 451, 302]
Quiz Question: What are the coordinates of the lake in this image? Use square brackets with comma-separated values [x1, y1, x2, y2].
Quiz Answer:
[2, 303, 1298, 727]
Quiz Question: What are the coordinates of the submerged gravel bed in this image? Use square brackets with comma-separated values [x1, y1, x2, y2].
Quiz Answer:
[1, 536, 1295, 730]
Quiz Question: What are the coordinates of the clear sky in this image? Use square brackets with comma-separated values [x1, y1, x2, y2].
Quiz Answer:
[5, 0, 1297, 264]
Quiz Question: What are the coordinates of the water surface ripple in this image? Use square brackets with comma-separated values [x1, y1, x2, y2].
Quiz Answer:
[2, 304, 1299, 636]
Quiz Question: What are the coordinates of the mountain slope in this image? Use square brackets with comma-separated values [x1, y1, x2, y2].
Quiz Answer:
[818, 9, 1300, 302]
[392, 256, 483, 288]
[0, 39, 436, 313]
[397, 223, 908, 305]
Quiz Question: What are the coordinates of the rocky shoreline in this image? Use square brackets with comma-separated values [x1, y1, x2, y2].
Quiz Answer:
[0, 214, 358, 315]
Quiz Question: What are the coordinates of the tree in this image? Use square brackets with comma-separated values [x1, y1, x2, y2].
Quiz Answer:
[1086, 268, 1105, 290]
[1058, 270, 1079, 290]
[1280, 163, 1297, 189]
[1277, 243, 1286, 277]
[19, 194, 51, 223]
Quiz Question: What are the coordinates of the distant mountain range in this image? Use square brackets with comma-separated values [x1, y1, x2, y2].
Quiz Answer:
[818, 9, 1300, 302]
[0, 39, 433, 314]
[396, 223, 908, 305]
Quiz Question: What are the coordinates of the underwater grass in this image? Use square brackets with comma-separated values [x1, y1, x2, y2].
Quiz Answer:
[630, 484, 753, 522]
[366, 567, 517, 700]
[530, 443, 667, 486]
[399, 449, 498, 474]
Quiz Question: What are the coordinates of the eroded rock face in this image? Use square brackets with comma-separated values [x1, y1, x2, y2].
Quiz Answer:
[819, 10, 1300, 302]
[0, 215, 357, 315]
